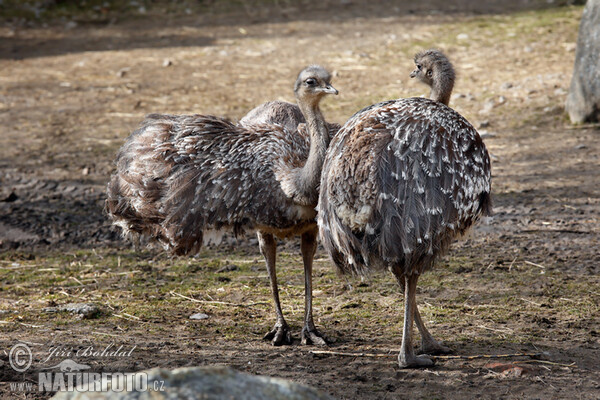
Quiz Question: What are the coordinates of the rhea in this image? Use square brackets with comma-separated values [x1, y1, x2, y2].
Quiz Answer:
[106, 66, 338, 346]
[317, 50, 492, 368]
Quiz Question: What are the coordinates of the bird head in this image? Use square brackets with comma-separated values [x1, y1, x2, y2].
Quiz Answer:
[410, 49, 454, 88]
[294, 65, 338, 106]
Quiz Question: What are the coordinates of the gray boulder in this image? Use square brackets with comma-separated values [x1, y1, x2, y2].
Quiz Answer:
[51, 365, 336, 400]
[566, 0, 600, 123]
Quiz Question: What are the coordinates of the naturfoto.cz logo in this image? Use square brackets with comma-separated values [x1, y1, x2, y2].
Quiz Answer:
[7, 343, 162, 393]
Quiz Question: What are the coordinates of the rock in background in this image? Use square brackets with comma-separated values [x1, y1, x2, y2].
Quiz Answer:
[566, 0, 600, 123]
[52, 365, 336, 400]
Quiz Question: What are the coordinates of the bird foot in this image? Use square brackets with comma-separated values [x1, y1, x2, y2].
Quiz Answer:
[418, 340, 452, 355]
[398, 353, 435, 369]
[263, 323, 293, 346]
[301, 326, 328, 346]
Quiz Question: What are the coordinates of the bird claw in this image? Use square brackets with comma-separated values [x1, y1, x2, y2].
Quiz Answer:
[301, 326, 328, 346]
[263, 323, 293, 346]
[398, 353, 435, 369]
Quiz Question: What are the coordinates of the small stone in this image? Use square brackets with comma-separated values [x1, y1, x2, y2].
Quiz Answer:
[456, 33, 469, 40]
[501, 82, 513, 90]
[81, 167, 89, 175]
[479, 120, 490, 128]
[479, 100, 495, 114]
[65, 21, 78, 30]
[524, 46, 533, 53]
[574, 144, 587, 150]
[217, 264, 238, 273]
[190, 313, 209, 320]
[117, 68, 129, 78]
[57, 303, 100, 319]
[554, 87, 567, 96]
[162, 59, 173, 67]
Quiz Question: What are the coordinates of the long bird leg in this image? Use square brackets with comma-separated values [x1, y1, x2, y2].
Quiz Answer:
[258, 231, 292, 346]
[392, 269, 451, 355]
[414, 306, 452, 355]
[398, 274, 435, 368]
[300, 228, 327, 346]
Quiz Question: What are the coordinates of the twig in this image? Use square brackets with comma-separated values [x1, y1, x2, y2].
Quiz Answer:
[522, 229, 590, 235]
[520, 297, 542, 307]
[69, 276, 84, 286]
[564, 123, 600, 130]
[508, 257, 517, 272]
[524, 260, 546, 269]
[170, 291, 269, 308]
[310, 350, 392, 358]
[112, 313, 142, 322]
[514, 359, 576, 368]
[19, 322, 45, 328]
[309, 350, 545, 361]
[122, 312, 140, 320]
[477, 324, 514, 334]
[91, 330, 121, 337]
[432, 352, 543, 360]
[0, 263, 39, 270]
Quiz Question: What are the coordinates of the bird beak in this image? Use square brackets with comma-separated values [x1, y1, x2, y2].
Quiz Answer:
[320, 85, 339, 95]
[410, 70, 417, 78]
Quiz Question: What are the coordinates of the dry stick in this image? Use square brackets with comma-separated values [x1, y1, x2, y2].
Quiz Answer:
[309, 350, 546, 361]
[112, 313, 142, 323]
[564, 123, 600, 130]
[524, 260, 546, 269]
[514, 359, 576, 368]
[170, 291, 269, 308]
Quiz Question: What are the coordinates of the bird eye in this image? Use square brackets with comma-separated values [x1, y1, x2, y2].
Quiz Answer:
[305, 78, 317, 86]
[426, 70, 433, 77]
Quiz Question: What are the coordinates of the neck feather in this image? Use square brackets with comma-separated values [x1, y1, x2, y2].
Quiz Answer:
[293, 98, 329, 206]
[430, 66, 455, 106]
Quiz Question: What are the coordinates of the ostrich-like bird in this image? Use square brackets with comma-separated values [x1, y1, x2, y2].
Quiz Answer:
[317, 50, 492, 368]
[106, 66, 338, 346]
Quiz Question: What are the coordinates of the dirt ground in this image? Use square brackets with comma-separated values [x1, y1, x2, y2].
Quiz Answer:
[1, 1, 599, 399]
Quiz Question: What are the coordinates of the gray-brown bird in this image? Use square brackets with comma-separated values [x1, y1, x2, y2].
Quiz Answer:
[106, 65, 338, 346]
[318, 50, 492, 368]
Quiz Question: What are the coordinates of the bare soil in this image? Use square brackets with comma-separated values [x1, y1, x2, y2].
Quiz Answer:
[1, 1, 599, 399]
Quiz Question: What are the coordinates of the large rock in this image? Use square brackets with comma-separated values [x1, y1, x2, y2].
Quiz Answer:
[566, 0, 600, 123]
[51, 365, 336, 400]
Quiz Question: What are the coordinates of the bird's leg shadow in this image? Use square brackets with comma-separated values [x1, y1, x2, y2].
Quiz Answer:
[258, 231, 292, 346]
[300, 228, 328, 346]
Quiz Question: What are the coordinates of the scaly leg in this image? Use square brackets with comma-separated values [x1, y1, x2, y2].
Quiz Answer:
[398, 274, 434, 368]
[392, 269, 451, 355]
[258, 231, 292, 346]
[300, 228, 327, 346]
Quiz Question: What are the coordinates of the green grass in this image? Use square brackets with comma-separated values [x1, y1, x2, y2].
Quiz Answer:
[2, 247, 596, 347]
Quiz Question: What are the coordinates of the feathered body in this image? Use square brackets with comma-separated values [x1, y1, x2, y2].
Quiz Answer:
[319, 98, 491, 277]
[106, 114, 318, 255]
[106, 66, 338, 346]
[317, 50, 492, 368]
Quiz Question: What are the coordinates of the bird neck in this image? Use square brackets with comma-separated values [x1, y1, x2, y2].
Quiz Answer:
[429, 68, 454, 106]
[295, 99, 330, 206]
